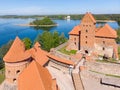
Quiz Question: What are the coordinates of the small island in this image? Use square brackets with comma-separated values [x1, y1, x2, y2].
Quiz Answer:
[17, 17, 58, 27]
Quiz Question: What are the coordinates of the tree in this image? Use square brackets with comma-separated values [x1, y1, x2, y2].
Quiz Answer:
[22, 38, 32, 50]
[34, 31, 67, 51]
[59, 33, 67, 44]
[30, 17, 56, 25]
[0, 40, 13, 60]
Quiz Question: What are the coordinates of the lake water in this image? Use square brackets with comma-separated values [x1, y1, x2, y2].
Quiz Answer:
[0, 18, 119, 47]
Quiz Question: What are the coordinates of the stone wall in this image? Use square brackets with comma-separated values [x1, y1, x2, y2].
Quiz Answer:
[48, 59, 71, 74]
[86, 62, 120, 76]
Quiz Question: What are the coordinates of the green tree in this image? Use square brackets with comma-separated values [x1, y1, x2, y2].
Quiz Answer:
[34, 31, 67, 51]
[59, 33, 67, 44]
[0, 40, 13, 69]
[53, 31, 60, 47]
[0, 40, 13, 60]
[22, 38, 32, 50]
[30, 17, 56, 25]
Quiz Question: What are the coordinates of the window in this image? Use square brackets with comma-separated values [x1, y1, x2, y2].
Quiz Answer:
[74, 38, 76, 41]
[86, 30, 88, 32]
[86, 36, 88, 38]
[103, 41, 105, 44]
[85, 50, 88, 54]
[8, 70, 10, 74]
[13, 78, 16, 83]
[85, 41, 87, 44]
[103, 47, 105, 51]
[74, 42, 76, 45]
[16, 70, 20, 74]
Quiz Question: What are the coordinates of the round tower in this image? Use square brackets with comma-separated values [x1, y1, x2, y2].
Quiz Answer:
[3, 37, 32, 84]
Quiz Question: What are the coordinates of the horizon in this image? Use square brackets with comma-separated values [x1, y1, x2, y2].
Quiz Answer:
[0, 13, 120, 16]
[0, 0, 120, 15]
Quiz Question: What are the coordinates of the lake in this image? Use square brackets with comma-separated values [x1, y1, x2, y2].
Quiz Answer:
[0, 18, 119, 47]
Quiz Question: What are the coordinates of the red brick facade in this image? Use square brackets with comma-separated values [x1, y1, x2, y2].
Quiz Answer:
[68, 12, 118, 59]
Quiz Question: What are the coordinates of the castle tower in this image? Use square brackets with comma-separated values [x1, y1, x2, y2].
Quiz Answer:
[3, 37, 32, 84]
[68, 12, 96, 53]
[80, 12, 96, 53]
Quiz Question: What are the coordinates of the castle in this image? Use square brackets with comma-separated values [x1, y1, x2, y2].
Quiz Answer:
[67, 12, 118, 59]
[0, 37, 74, 90]
[0, 12, 119, 90]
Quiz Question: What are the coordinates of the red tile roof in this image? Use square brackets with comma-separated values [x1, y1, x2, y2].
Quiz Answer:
[47, 54, 74, 66]
[69, 25, 81, 35]
[3, 37, 31, 63]
[27, 42, 49, 66]
[95, 24, 117, 38]
[81, 12, 96, 23]
[34, 47, 49, 66]
[18, 61, 57, 90]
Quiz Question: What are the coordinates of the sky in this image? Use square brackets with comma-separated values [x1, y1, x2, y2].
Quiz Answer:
[0, 0, 120, 15]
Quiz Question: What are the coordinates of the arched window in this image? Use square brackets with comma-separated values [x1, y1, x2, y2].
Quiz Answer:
[13, 78, 16, 83]
[86, 30, 88, 33]
[86, 36, 88, 38]
[16, 70, 20, 74]
[85, 41, 87, 44]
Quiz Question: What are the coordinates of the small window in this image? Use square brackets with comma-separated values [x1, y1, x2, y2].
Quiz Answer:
[85, 50, 88, 54]
[86, 36, 88, 38]
[74, 42, 76, 45]
[13, 78, 16, 83]
[86, 30, 88, 32]
[103, 47, 105, 50]
[74, 38, 76, 41]
[103, 41, 105, 44]
[8, 70, 10, 74]
[16, 70, 20, 74]
[89, 25, 91, 27]
[85, 41, 87, 44]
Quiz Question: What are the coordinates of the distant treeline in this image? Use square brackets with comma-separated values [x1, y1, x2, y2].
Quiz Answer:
[0, 14, 120, 21]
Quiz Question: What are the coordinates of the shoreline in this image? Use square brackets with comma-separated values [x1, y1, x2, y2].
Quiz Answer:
[15, 24, 58, 27]
[96, 20, 116, 22]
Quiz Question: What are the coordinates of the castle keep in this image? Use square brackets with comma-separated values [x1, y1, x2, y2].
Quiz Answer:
[67, 12, 118, 59]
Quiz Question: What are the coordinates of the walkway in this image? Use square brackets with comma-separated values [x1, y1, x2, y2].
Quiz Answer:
[72, 58, 85, 90]
[47, 66, 74, 90]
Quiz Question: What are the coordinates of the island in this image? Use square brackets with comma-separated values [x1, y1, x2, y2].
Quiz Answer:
[17, 17, 57, 27]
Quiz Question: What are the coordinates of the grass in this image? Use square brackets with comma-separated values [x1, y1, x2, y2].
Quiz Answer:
[118, 46, 120, 59]
[0, 67, 5, 84]
[0, 74, 5, 84]
[59, 47, 77, 55]
[96, 59, 118, 63]
[90, 70, 120, 78]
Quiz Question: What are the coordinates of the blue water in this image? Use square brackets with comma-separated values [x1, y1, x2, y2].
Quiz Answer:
[0, 18, 119, 47]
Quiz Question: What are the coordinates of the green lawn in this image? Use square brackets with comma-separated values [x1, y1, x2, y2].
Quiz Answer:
[59, 47, 77, 55]
[0, 68, 5, 84]
[118, 46, 120, 59]
[0, 74, 5, 84]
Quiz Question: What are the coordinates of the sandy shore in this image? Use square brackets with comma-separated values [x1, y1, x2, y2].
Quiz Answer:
[96, 20, 116, 22]
[15, 23, 58, 27]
